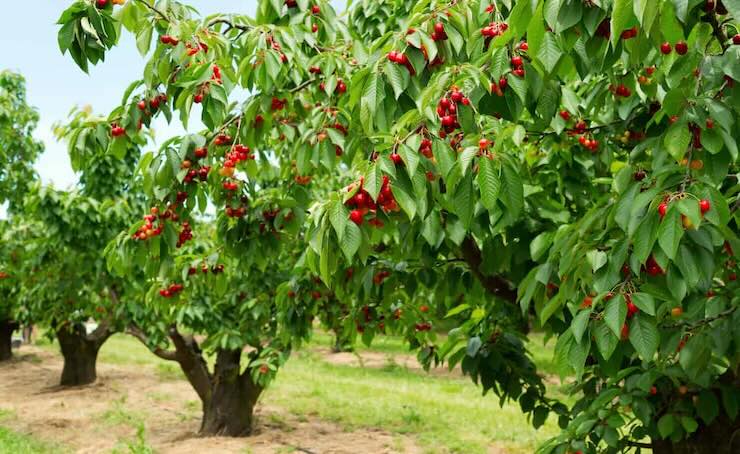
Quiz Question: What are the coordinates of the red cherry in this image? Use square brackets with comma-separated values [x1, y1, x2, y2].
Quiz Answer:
[479, 138, 489, 149]
[660, 42, 672, 54]
[441, 115, 456, 127]
[511, 56, 523, 67]
[498, 77, 508, 90]
[559, 110, 570, 121]
[620, 323, 630, 340]
[675, 41, 688, 55]
[194, 94, 204, 103]
[706, 118, 714, 129]
[650, 386, 657, 395]
[519, 42, 528, 51]
[658, 202, 668, 218]
[581, 296, 593, 309]
[434, 22, 445, 34]
[699, 199, 711, 214]
[137, 100, 147, 111]
[390, 153, 403, 165]
[450, 91, 464, 103]
[312, 23, 318, 33]
[311, 5, 320, 14]
[349, 209, 364, 225]
[420, 305, 429, 313]
[512, 68, 525, 77]
[733, 34, 740, 45]
[96, 0, 108, 8]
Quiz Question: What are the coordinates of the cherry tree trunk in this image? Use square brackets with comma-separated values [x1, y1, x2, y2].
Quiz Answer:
[199, 349, 262, 436]
[56, 324, 103, 386]
[0, 319, 18, 361]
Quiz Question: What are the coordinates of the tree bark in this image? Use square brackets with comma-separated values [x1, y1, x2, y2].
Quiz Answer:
[155, 326, 263, 436]
[0, 319, 19, 361]
[199, 349, 263, 436]
[56, 322, 112, 386]
[651, 412, 740, 454]
[460, 236, 518, 304]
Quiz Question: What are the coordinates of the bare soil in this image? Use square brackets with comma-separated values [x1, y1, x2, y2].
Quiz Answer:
[0, 346, 421, 453]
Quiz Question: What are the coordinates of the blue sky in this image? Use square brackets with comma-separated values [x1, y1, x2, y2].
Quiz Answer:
[1, 0, 344, 194]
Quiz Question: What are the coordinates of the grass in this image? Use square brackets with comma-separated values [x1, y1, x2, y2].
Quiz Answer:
[264, 349, 560, 453]
[0, 410, 66, 454]
[27, 329, 565, 453]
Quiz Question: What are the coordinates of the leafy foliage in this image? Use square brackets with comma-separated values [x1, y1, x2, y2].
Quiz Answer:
[54, 0, 740, 451]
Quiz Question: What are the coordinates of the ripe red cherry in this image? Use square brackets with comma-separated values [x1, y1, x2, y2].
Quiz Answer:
[349, 209, 364, 225]
[733, 34, 740, 45]
[434, 22, 445, 34]
[441, 115, 455, 127]
[420, 305, 429, 313]
[511, 56, 523, 67]
[450, 91, 464, 103]
[706, 118, 714, 129]
[311, 5, 320, 14]
[633, 170, 646, 181]
[559, 110, 570, 121]
[96, 0, 108, 8]
[312, 23, 318, 33]
[137, 100, 147, 111]
[675, 41, 688, 55]
[194, 94, 204, 103]
[498, 77, 508, 90]
[512, 68, 525, 77]
[390, 153, 403, 165]
[581, 296, 593, 309]
[658, 202, 668, 218]
[519, 42, 528, 51]
[699, 199, 711, 214]
[479, 138, 489, 149]
[660, 42, 672, 54]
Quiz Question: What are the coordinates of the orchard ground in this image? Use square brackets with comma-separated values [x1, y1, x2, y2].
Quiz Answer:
[0, 331, 563, 453]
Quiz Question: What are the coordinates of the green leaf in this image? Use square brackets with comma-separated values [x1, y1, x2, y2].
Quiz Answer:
[364, 162, 382, 200]
[657, 205, 684, 260]
[340, 222, 361, 261]
[611, 0, 635, 46]
[680, 416, 699, 434]
[329, 200, 348, 242]
[671, 0, 689, 22]
[398, 144, 419, 177]
[630, 293, 655, 316]
[383, 61, 407, 100]
[594, 321, 619, 360]
[536, 32, 562, 73]
[572, 309, 591, 344]
[587, 250, 608, 272]
[135, 24, 153, 56]
[658, 414, 676, 438]
[628, 314, 659, 360]
[604, 294, 627, 338]
[501, 163, 524, 220]
[696, 391, 719, 424]
[664, 122, 690, 160]
[477, 158, 501, 211]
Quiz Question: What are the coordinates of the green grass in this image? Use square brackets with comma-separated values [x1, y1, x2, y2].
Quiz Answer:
[29, 330, 564, 453]
[264, 349, 559, 453]
[0, 428, 65, 454]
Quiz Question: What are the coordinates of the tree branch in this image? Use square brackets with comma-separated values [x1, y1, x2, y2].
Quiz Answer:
[625, 440, 653, 449]
[126, 325, 178, 361]
[133, 0, 170, 22]
[168, 325, 213, 403]
[207, 18, 252, 34]
[459, 236, 518, 304]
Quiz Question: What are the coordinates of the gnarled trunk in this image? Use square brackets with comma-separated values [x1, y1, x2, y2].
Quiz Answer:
[199, 349, 262, 436]
[651, 412, 740, 454]
[159, 326, 263, 437]
[0, 319, 18, 361]
[56, 322, 112, 386]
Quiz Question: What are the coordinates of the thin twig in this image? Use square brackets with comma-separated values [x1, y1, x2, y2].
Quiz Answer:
[134, 0, 170, 22]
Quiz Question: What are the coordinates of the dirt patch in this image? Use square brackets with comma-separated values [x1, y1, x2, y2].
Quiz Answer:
[0, 347, 421, 453]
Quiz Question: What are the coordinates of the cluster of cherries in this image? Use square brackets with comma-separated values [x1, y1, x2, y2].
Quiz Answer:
[176, 221, 193, 248]
[418, 137, 433, 158]
[387, 51, 415, 75]
[318, 79, 347, 95]
[271, 97, 287, 111]
[610, 83, 632, 98]
[566, 119, 600, 152]
[159, 283, 184, 298]
[186, 41, 209, 56]
[430, 22, 448, 41]
[658, 197, 711, 228]
[184, 165, 210, 184]
[414, 322, 433, 332]
[436, 88, 469, 136]
[133, 209, 164, 241]
[346, 176, 398, 226]
[660, 41, 689, 55]
[265, 35, 288, 63]
[372, 270, 391, 285]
